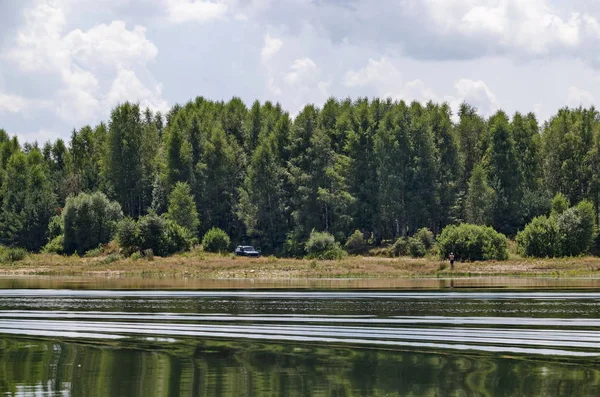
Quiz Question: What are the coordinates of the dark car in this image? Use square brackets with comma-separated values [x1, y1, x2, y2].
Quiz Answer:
[235, 245, 262, 257]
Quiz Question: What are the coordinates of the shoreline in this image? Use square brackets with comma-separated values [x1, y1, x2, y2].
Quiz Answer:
[1, 252, 600, 280]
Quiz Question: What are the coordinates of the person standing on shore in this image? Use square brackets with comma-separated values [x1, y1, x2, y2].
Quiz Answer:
[449, 252, 455, 270]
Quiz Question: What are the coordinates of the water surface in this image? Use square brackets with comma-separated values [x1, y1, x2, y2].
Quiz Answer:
[2, 278, 600, 396]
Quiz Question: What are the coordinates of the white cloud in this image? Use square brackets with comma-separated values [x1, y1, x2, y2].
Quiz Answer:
[343, 57, 435, 102]
[261, 53, 328, 113]
[344, 58, 498, 116]
[0, 93, 29, 113]
[343, 57, 401, 88]
[164, 0, 228, 24]
[567, 86, 595, 107]
[423, 0, 599, 58]
[5, 1, 166, 125]
[261, 34, 283, 62]
[16, 128, 62, 145]
[106, 69, 169, 114]
[7, 2, 69, 72]
[63, 21, 158, 69]
[453, 78, 498, 115]
[284, 58, 317, 85]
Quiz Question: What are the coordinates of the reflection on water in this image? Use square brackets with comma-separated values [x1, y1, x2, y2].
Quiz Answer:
[1, 284, 600, 396]
[5, 275, 600, 290]
[2, 337, 600, 397]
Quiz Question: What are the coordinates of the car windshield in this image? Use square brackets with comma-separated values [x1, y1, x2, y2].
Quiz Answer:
[243, 246, 255, 251]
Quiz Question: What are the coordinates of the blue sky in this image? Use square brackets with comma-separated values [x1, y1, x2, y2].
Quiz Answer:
[1, 0, 600, 143]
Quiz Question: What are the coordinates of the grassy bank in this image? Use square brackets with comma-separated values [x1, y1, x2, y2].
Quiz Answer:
[2, 249, 600, 279]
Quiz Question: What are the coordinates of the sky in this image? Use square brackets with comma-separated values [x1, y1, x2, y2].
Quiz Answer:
[1, 0, 600, 143]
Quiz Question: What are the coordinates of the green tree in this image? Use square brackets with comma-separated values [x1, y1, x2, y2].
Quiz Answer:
[487, 111, 522, 235]
[237, 134, 289, 253]
[166, 182, 199, 234]
[62, 191, 123, 254]
[346, 99, 380, 238]
[374, 102, 411, 239]
[406, 102, 438, 232]
[429, 102, 462, 230]
[104, 103, 147, 217]
[0, 150, 56, 251]
[465, 164, 495, 225]
[456, 103, 487, 191]
[195, 126, 239, 236]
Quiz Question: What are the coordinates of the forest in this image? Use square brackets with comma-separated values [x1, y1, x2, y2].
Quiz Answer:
[0, 96, 599, 258]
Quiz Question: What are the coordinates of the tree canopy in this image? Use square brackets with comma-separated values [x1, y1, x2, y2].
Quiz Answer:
[1, 97, 600, 255]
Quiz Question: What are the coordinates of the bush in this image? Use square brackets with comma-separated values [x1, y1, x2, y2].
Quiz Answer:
[390, 237, 409, 257]
[305, 230, 345, 260]
[47, 215, 63, 240]
[202, 228, 231, 253]
[43, 235, 64, 255]
[84, 247, 103, 258]
[63, 192, 123, 255]
[557, 201, 595, 257]
[517, 200, 596, 258]
[551, 193, 570, 216]
[100, 253, 120, 265]
[408, 237, 427, 258]
[344, 230, 366, 255]
[0, 247, 28, 263]
[164, 221, 192, 254]
[516, 216, 561, 258]
[117, 213, 192, 257]
[414, 228, 435, 250]
[116, 217, 139, 256]
[437, 224, 508, 261]
[283, 231, 305, 258]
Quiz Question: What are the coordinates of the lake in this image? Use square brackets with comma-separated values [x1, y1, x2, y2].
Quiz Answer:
[1, 277, 600, 396]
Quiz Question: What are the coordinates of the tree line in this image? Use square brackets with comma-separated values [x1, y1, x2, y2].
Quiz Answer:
[1, 97, 599, 256]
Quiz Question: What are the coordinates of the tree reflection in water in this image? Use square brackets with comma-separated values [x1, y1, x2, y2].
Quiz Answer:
[1, 337, 599, 397]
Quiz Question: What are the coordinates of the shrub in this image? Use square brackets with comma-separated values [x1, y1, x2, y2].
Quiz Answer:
[84, 247, 103, 258]
[47, 215, 63, 240]
[575, 200, 596, 254]
[142, 249, 154, 261]
[117, 214, 191, 257]
[437, 224, 508, 261]
[516, 216, 561, 258]
[518, 200, 596, 258]
[390, 237, 409, 257]
[43, 235, 64, 255]
[116, 217, 139, 256]
[100, 253, 120, 265]
[131, 251, 143, 261]
[408, 237, 427, 258]
[0, 247, 28, 263]
[63, 192, 123, 255]
[137, 213, 167, 255]
[557, 201, 595, 257]
[283, 231, 305, 258]
[163, 221, 191, 254]
[551, 193, 570, 216]
[305, 230, 345, 260]
[344, 230, 366, 255]
[202, 228, 231, 253]
[414, 228, 435, 250]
